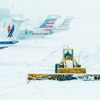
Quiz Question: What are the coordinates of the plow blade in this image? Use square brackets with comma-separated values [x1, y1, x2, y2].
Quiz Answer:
[58, 68, 86, 74]
[28, 74, 100, 81]
[77, 74, 100, 81]
[28, 74, 76, 81]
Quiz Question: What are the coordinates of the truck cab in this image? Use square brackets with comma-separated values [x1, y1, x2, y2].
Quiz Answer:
[55, 47, 86, 73]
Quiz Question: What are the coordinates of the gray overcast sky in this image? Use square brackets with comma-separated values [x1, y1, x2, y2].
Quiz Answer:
[0, 0, 100, 32]
[0, 0, 100, 19]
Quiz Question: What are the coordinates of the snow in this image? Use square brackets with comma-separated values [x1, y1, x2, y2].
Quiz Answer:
[0, 0, 100, 99]
[0, 18, 100, 99]
[1, 80, 100, 100]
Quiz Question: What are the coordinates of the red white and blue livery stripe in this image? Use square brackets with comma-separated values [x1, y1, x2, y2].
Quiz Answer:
[32, 15, 60, 35]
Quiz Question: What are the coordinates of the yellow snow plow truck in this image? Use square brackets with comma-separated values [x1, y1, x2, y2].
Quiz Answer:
[28, 47, 100, 81]
[55, 47, 86, 73]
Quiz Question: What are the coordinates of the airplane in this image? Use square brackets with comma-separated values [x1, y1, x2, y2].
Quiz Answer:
[16, 15, 60, 40]
[0, 18, 23, 50]
[17, 16, 73, 40]
[52, 16, 73, 32]
[32, 15, 61, 36]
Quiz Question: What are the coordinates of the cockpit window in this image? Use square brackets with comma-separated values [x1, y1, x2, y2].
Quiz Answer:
[64, 49, 73, 57]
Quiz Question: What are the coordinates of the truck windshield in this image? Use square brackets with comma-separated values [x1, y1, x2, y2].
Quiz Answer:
[64, 49, 73, 57]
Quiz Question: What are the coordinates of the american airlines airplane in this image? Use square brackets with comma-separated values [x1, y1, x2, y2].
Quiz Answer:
[53, 16, 73, 32]
[0, 19, 23, 50]
[32, 15, 61, 36]
[17, 16, 73, 40]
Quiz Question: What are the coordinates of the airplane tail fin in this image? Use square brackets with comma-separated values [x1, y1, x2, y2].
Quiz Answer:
[32, 15, 60, 35]
[39, 15, 60, 30]
[7, 19, 24, 40]
[55, 16, 73, 31]
[61, 16, 73, 26]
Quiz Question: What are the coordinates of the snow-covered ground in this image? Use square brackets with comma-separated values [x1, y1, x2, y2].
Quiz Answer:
[0, 17, 100, 100]
[0, 0, 100, 99]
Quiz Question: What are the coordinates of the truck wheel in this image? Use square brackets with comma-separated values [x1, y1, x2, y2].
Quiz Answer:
[55, 64, 60, 73]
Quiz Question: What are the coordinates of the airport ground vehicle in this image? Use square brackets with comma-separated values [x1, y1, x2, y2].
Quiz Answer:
[28, 47, 100, 81]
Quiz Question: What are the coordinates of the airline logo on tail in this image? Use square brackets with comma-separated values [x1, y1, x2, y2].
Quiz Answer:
[7, 24, 15, 38]
[39, 18, 57, 29]
[55, 17, 73, 31]
[32, 15, 60, 35]
[7, 24, 11, 33]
